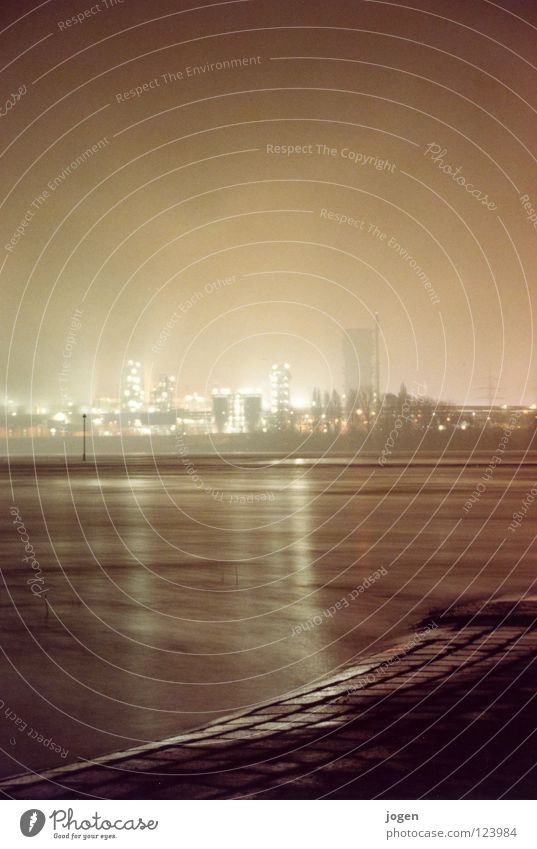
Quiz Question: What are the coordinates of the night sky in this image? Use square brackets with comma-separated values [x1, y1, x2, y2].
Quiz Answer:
[2, 0, 536, 407]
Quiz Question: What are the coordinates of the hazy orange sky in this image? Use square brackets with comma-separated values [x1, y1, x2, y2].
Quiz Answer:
[2, 0, 537, 406]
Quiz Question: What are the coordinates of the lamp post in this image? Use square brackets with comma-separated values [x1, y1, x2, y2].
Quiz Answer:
[82, 413, 87, 461]
[374, 312, 381, 412]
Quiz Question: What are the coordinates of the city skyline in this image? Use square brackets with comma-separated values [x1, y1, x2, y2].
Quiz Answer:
[6, 326, 536, 411]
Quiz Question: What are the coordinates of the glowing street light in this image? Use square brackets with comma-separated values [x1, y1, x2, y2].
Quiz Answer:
[82, 413, 87, 461]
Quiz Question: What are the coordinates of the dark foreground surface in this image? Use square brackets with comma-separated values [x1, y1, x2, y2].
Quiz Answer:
[1, 455, 536, 785]
[2, 597, 536, 799]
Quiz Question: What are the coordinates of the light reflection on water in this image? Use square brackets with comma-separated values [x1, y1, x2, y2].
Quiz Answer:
[0, 457, 536, 777]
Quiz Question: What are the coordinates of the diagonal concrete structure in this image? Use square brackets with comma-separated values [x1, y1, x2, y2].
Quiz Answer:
[2, 598, 537, 800]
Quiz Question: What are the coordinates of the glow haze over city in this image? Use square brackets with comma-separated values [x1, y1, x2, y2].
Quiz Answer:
[2, 0, 537, 414]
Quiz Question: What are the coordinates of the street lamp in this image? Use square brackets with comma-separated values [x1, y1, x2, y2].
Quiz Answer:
[82, 413, 87, 461]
